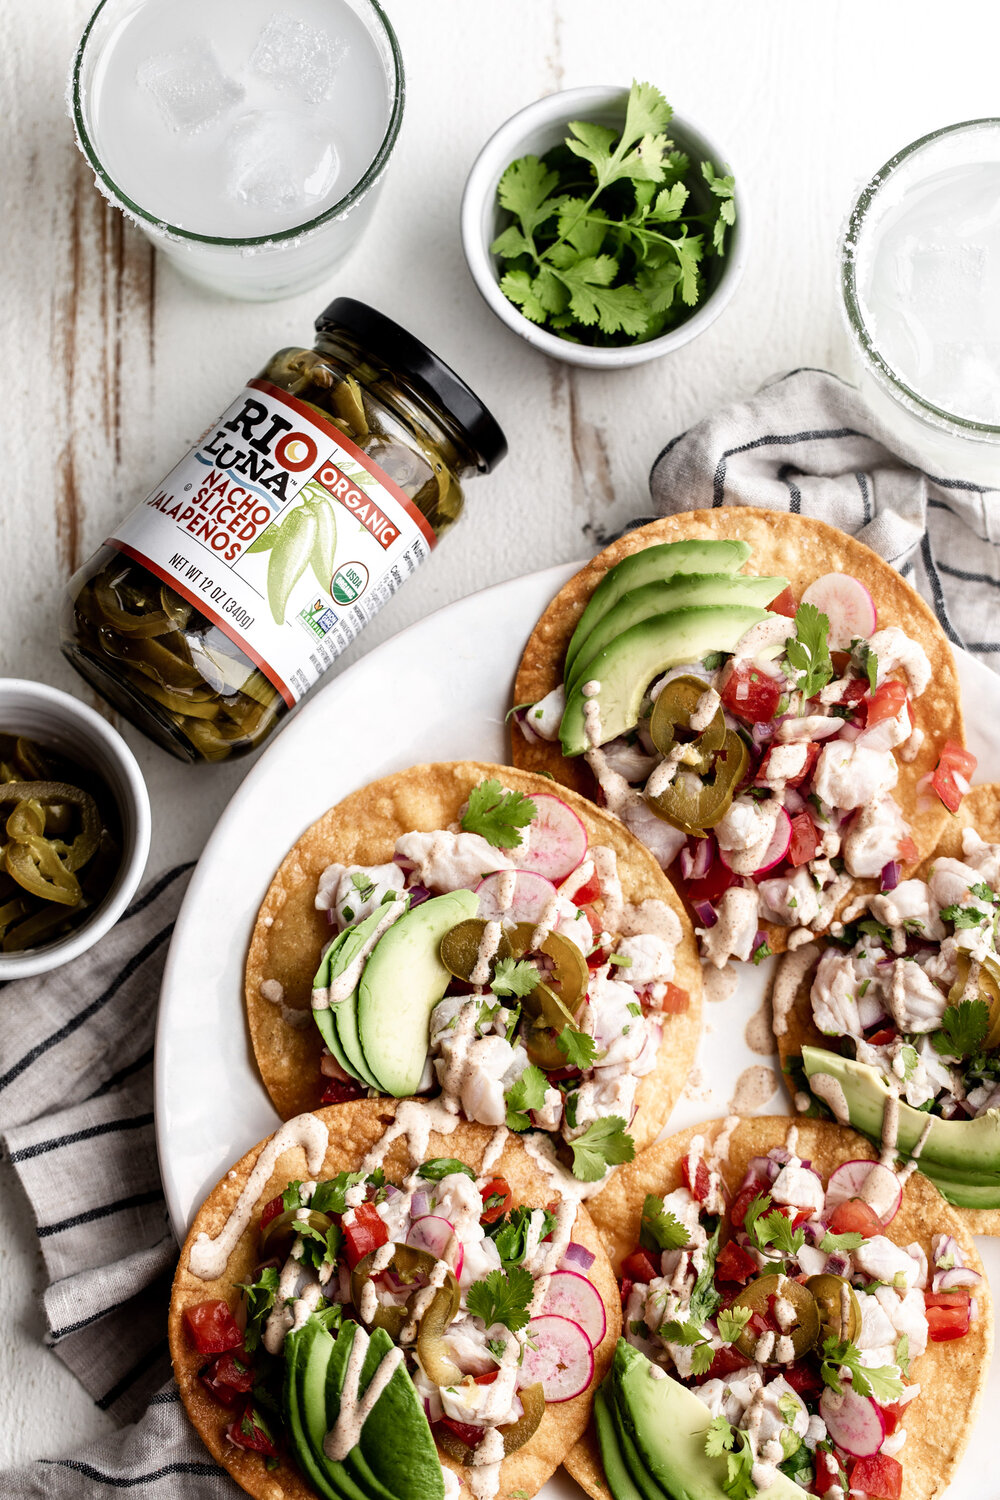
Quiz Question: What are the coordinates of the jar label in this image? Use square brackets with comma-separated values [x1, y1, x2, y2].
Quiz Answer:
[107, 380, 437, 706]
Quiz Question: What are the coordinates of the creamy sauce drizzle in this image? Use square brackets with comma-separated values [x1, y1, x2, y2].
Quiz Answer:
[897, 1114, 935, 1185]
[745, 999, 776, 1057]
[471, 871, 518, 985]
[478, 1126, 509, 1180]
[313, 897, 408, 1009]
[324, 1327, 404, 1462]
[188, 1113, 329, 1281]
[259, 978, 311, 1030]
[770, 945, 820, 1039]
[728, 1065, 779, 1114]
[810, 1071, 850, 1124]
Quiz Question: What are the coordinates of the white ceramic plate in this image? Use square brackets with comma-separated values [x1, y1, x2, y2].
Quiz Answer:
[156, 562, 1000, 1494]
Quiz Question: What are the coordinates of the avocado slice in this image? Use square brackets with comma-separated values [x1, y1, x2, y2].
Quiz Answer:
[802, 1046, 1000, 1182]
[919, 1165, 1000, 1209]
[312, 905, 404, 1090]
[324, 1322, 444, 1500]
[312, 931, 360, 1081]
[565, 573, 789, 697]
[594, 1381, 647, 1500]
[284, 1318, 362, 1500]
[560, 606, 773, 757]
[564, 539, 753, 681]
[358, 890, 478, 1096]
[610, 1339, 803, 1500]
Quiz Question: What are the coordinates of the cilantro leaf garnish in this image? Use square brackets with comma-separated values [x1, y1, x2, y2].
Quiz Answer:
[940, 904, 989, 928]
[505, 1065, 549, 1131]
[716, 1306, 752, 1344]
[820, 1336, 903, 1403]
[705, 1417, 756, 1500]
[640, 1194, 689, 1253]
[295, 1217, 344, 1273]
[491, 957, 540, 998]
[310, 1172, 367, 1215]
[569, 1115, 635, 1182]
[282, 1180, 302, 1211]
[688, 1222, 723, 1326]
[557, 1026, 600, 1069]
[971, 881, 997, 905]
[931, 998, 990, 1058]
[466, 1266, 534, 1333]
[488, 1204, 557, 1268]
[895, 1333, 910, 1375]
[350, 870, 376, 903]
[461, 779, 537, 850]
[743, 1192, 805, 1258]
[785, 602, 833, 697]
[752, 939, 772, 965]
[659, 1319, 714, 1375]
[851, 638, 879, 693]
[236, 1265, 279, 1354]
[417, 1158, 476, 1182]
[490, 81, 735, 348]
[820, 1230, 864, 1253]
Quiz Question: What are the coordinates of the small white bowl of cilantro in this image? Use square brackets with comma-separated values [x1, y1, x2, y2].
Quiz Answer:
[461, 81, 746, 368]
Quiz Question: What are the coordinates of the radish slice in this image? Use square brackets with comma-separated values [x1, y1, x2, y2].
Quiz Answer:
[521, 1315, 595, 1402]
[819, 1386, 886, 1457]
[802, 574, 877, 650]
[824, 1161, 902, 1226]
[718, 806, 791, 876]
[406, 1216, 463, 1277]
[476, 870, 559, 925]
[517, 794, 588, 883]
[538, 1270, 607, 1350]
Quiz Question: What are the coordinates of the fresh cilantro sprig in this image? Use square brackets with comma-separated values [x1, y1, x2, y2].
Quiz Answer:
[851, 638, 879, 693]
[237, 1265, 279, 1354]
[971, 881, 998, 905]
[557, 1026, 600, 1069]
[940, 904, 989, 929]
[705, 1417, 756, 1500]
[492, 80, 735, 348]
[932, 998, 990, 1058]
[505, 1065, 549, 1130]
[491, 957, 540, 998]
[350, 870, 376, 903]
[461, 780, 537, 849]
[488, 1205, 557, 1268]
[659, 1319, 715, 1376]
[820, 1337, 903, 1403]
[743, 1192, 805, 1259]
[311, 1172, 367, 1215]
[417, 1158, 476, 1182]
[569, 1115, 635, 1181]
[895, 1333, 910, 1375]
[820, 1230, 864, 1253]
[785, 602, 833, 697]
[466, 1266, 534, 1333]
[688, 1222, 723, 1325]
[640, 1194, 689, 1253]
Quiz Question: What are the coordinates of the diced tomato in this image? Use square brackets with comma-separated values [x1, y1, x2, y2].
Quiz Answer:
[931, 741, 977, 814]
[657, 982, 690, 1013]
[783, 1360, 823, 1400]
[621, 1248, 660, 1284]
[320, 1076, 365, 1105]
[812, 1449, 844, 1496]
[720, 662, 784, 723]
[479, 1177, 513, 1225]
[572, 872, 602, 907]
[788, 813, 820, 867]
[200, 1350, 255, 1408]
[707, 1344, 752, 1378]
[259, 1194, 284, 1232]
[924, 1289, 971, 1341]
[714, 1240, 757, 1285]
[344, 1199, 388, 1269]
[878, 1402, 904, 1436]
[437, 1417, 484, 1451]
[839, 677, 871, 706]
[225, 1404, 279, 1457]
[848, 1452, 903, 1499]
[681, 1152, 713, 1203]
[183, 1300, 243, 1356]
[866, 1027, 899, 1047]
[866, 680, 909, 728]
[827, 1197, 883, 1238]
[897, 834, 918, 863]
[620, 1275, 634, 1308]
[545, 1065, 582, 1084]
[473, 1369, 499, 1385]
[730, 1182, 767, 1229]
[757, 740, 820, 790]
[685, 856, 737, 909]
[767, 587, 798, 618]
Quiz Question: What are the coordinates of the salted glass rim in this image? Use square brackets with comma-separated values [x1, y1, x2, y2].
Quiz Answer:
[71, 0, 405, 248]
[840, 117, 1000, 441]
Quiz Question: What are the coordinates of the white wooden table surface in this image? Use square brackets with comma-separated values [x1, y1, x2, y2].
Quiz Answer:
[2, 0, 998, 1469]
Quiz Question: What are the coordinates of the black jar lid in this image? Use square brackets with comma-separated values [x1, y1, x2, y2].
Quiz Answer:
[315, 297, 507, 473]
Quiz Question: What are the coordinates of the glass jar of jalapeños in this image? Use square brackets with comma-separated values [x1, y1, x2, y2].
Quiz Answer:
[60, 299, 506, 763]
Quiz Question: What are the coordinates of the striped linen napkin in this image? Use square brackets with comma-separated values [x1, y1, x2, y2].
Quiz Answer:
[1, 365, 996, 1496]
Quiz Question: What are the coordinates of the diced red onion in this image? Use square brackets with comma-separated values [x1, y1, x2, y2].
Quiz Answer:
[751, 721, 776, 750]
[824, 1250, 852, 1277]
[680, 838, 713, 883]
[394, 854, 418, 873]
[754, 929, 768, 952]
[410, 1190, 430, 1220]
[382, 1182, 400, 1198]
[933, 1267, 983, 1292]
[560, 1241, 596, 1272]
[325, 908, 338, 927]
[514, 707, 541, 745]
[743, 1156, 781, 1187]
[800, 1220, 826, 1245]
[691, 899, 717, 928]
[407, 884, 433, 907]
[881, 860, 901, 892]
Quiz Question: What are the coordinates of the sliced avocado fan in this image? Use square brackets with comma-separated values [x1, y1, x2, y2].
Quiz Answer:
[560, 605, 774, 758]
[564, 538, 753, 681]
